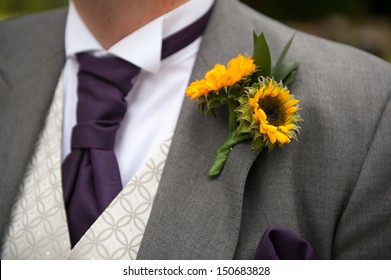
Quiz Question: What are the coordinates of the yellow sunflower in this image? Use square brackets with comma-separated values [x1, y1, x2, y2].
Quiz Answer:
[186, 79, 211, 99]
[185, 54, 256, 99]
[239, 78, 300, 149]
[227, 54, 256, 86]
[205, 64, 230, 91]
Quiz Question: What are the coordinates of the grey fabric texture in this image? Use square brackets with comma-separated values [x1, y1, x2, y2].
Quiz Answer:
[0, 9, 66, 245]
[1, 0, 390, 259]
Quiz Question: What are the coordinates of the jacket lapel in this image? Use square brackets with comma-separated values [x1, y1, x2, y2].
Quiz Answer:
[137, 0, 261, 259]
[0, 9, 67, 242]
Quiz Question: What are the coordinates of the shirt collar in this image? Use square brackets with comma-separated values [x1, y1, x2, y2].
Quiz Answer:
[65, 0, 214, 73]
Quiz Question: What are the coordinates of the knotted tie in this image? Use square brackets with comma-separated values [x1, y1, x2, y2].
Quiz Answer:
[62, 6, 213, 247]
[62, 55, 140, 246]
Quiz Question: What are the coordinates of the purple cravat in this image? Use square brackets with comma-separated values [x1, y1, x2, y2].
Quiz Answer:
[62, 7, 212, 247]
[62, 54, 140, 247]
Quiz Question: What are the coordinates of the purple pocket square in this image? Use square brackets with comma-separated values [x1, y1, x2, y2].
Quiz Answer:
[254, 227, 316, 260]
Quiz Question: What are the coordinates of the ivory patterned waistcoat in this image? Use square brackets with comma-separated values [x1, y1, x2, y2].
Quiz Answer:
[1, 75, 172, 259]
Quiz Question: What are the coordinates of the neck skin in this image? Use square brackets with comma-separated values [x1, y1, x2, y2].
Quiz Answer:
[73, 0, 188, 49]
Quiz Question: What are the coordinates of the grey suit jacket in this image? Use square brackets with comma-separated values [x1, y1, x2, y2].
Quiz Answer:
[1, 0, 390, 259]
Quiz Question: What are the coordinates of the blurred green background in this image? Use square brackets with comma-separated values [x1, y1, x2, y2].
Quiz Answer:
[1, 0, 390, 62]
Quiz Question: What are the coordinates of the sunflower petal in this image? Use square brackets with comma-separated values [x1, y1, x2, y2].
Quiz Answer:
[267, 131, 277, 144]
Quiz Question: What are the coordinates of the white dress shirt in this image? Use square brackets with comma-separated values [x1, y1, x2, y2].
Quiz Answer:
[63, 0, 214, 186]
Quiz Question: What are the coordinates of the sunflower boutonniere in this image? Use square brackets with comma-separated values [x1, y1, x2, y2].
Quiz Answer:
[186, 32, 301, 178]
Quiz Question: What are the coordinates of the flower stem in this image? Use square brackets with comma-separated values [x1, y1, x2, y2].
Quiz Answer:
[208, 100, 251, 178]
[207, 133, 251, 177]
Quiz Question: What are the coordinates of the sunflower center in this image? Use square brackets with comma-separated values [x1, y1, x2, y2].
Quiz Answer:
[258, 96, 285, 126]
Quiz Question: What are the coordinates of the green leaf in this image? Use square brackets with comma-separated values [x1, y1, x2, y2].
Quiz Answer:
[237, 110, 252, 122]
[272, 33, 296, 76]
[273, 61, 300, 84]
[252, 136, 264, 150]
[237, 121, 252, 134]
[235, 104, 247, 115]
[244, 111, 252, 122]
[227, 84, 238, 95]
[238, 96, 248, 105]
[207, 98, 223, 111]
[253, 32, 271, 76]
[283, 70, 297, 86]
[198, 102, 206, 113]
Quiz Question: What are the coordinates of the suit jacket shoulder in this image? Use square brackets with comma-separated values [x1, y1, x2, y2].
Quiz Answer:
[0, 8, 67, 86]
